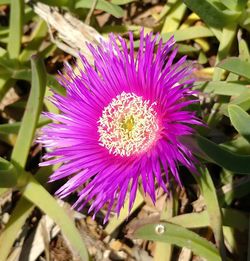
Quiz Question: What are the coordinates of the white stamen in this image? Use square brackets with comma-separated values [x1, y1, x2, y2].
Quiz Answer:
[98, 92, 159, 156]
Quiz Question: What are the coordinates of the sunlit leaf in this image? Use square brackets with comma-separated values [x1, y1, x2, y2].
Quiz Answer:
[75, 0, 124, 18]
[162, 25, 214, 42]
[194, 81, 248, 96]
[169, 211, 209, 228]
[161, 0, 186, 34]
[217, 57, 250, 79]
[169, 208, 248, 231]
[220, 90, 250, 116]
[212, 24, 237, 81]
[0, 72, 12, 101]
[11, 56, 46, 168]
[0, 117, 50, 135]
[239, 39, 250, 61]
[184, 0, 240, 28]
[154, 196, 176, 261]
[38, 0, 72, 7]
[7, 0, 24, 59]
[134, 222, 221, 261]
[194, 168, 226, 258]
[221, 0, 239, 11]
[111, 0, 136, 4]
[228, 104, 250, 143]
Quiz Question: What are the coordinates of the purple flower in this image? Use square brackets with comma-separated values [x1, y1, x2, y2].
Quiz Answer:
[39, 30, 201, 223]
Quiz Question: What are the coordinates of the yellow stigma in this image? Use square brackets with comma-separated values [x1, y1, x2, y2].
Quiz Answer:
[122, 115, 134, 133]
[98, 92, 159, 157]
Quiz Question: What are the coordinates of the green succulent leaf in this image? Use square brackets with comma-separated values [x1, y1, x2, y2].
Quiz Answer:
[197, 136, 250, 174]
[0, 117, 50, 135]
[217, 57, 250, 79]
[111, 0, 136, 4]
[0, 157, 17, 187]
[7, 0, 24, 59]
[228, 104, 250, 143]
[183, 0, 240, 28]
[134, 222, 221, 261]
[11, 55, 46, 168]
[194, 81, 248, 96]
[194, 168, 226, 258]
[75, 0, 124, 18]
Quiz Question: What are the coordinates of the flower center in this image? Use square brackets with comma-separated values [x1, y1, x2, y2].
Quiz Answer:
[97, 92, 159, 156]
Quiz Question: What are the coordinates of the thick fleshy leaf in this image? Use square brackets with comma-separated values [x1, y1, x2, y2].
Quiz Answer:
[194, 81, 248, 96]
[239, 39, 250, 61]
[11, 56, 46, 168]
[197, 136, 250, 174]
[162, 25, 214, 42]
[134, 26, 214, 48]
[194, 168, 226, 258]
[134, 222, 221, 261]
[154, 195, 177, 261]
[183, 0, 240, 28]
[0, 117, 50, 135]
[32, 0, 72, 8]
[0, 72, 12, 101]
[169, 208, 248, 231]
[169, 211, 209, 228]
[221, 0, 242, 11]
[7, 0, 24, 59]
[75, 0, 123, 18]
[212, 24, 237, 81]
[0, 157, 17, 187]
[220, 90, 250, 117]
[217, 57, 250, 79]
[161, 0, 186, 34]
[228, 104, 250, 143]
[111, 0, 135, 4]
